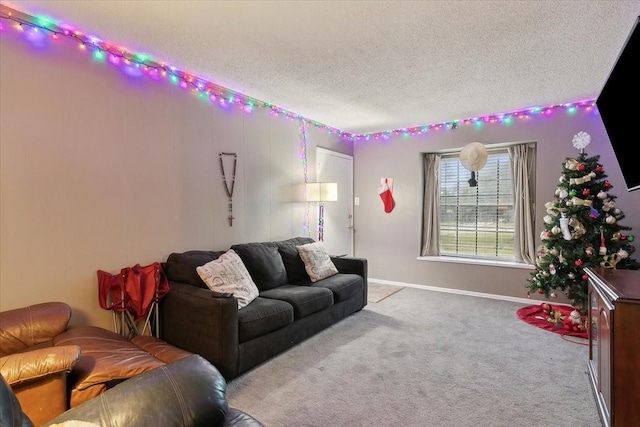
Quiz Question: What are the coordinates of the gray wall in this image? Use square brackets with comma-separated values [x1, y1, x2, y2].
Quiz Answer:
[0, 28, 350, 328]
[353, 110, 640, 303]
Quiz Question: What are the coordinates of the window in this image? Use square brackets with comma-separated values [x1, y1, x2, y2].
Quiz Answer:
[421, 142, 536, 264]
[439, 150, 514, 260]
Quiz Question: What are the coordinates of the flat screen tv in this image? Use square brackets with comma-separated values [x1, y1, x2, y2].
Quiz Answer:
[596, 15, 640, 192]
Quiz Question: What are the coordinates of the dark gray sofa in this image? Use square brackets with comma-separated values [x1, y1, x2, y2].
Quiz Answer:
[159, 237, 367, 380]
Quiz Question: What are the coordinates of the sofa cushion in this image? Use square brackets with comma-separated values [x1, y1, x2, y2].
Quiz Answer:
[165, 250, 226, 288]
[196, 250, 259, 309]
[296, 242, 338, 282]
[259, 285, 333, 320]
[311, 273, 364, 303]
[53, 326, 166, 407]
[274, 237, 315, 284]
[237, 297, 294, 343]
[230, 242, 288, 291]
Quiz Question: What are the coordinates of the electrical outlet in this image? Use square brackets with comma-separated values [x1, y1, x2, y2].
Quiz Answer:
[354, 197, 360, 205]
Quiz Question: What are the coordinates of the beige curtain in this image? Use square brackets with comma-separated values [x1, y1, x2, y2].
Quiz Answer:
[509, 143, 536, 264]
[421, 153, 440, 256]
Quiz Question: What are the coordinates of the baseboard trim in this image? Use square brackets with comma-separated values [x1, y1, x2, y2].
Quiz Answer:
[368, 278, 535, 305]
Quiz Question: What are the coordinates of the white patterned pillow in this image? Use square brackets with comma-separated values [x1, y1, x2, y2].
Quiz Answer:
[196, 249, 259, 309]
[296, 242, 338, 282]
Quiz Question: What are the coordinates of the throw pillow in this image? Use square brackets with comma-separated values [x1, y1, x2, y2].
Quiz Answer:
[296, 241, 339, 282]
[275, 237, 315, 284]
[196, 249, 259, 309]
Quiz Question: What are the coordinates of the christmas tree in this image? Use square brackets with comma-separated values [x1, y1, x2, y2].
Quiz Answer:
[527, 131, 639, 311]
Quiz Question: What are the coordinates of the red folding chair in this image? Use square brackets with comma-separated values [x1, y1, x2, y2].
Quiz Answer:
[97, 262, 169, 338]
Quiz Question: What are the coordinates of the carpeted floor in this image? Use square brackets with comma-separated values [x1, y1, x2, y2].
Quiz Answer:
[226, 287, 600, 427]
[367, 282, 404, 303]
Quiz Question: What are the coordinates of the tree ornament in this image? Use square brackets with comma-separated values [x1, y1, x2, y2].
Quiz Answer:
[597, 191, 607, 199]
[559, 189, 568, 199]
[550, 292, 557, 298]
[560, 213, 572, 240]
[577, 163, 586, 171]
[599, 229, 607, 255]
[604, 180, 612, 189]
[595, 165, 603, 172]
[606, 215, 617, 225]
[585, 246, 593, 257]
[572, 131, 591, 151]
[565, 159, 579, 170]
[582, 188, 590, 196]
[569, 189, 577, 198]
[549, 264, 556, 275]
[628, 235, 635, 242]
[575, 259, 583, 267]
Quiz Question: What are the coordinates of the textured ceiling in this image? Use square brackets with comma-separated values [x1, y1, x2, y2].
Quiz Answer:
[5, 1, 640, 135]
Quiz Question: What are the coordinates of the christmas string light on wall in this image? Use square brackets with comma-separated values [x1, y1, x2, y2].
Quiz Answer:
[0, 3, 600, 143]
[0, 3, 348, 138]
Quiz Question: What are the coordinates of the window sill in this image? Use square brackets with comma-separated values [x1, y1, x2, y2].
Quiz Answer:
[417, 256, 534, 270]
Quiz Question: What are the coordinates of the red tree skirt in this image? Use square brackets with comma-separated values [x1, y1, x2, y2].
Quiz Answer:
[516, 304, 588, 339]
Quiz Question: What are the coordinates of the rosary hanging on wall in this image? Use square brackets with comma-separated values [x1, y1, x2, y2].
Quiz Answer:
[219, 152, 237, 226]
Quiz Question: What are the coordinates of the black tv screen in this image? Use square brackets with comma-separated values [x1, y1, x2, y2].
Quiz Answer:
[596, 15, 640, 192]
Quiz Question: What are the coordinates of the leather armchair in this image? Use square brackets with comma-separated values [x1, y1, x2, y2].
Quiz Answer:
[0, 354, 265, 427]
[0, 302, 81, 426]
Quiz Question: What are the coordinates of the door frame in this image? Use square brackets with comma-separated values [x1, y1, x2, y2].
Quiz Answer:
[316, 147, 354, 257]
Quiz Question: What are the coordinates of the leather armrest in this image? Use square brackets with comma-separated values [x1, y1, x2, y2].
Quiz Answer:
[0, 345, 81, 385]
[43, 354, 230, 427]
[0, 302, 72, 355]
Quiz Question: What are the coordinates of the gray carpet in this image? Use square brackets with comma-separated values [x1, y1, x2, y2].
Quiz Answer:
[226, 287, 600, 427]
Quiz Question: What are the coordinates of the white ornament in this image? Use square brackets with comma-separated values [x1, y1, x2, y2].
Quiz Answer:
[572, 131, 591, 150]
[618, 249, 629, 259]
[606, 215, 617, 224]
[597, 191, 607, 199]
[552, 226, 561, 235]
[569, 310, 583, 325]
[559, 189, 568, 199]
[543, 215, 553, 224]
[560, 213, 572, 240]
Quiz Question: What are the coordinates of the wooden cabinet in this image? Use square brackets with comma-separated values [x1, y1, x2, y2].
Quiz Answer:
[585, 268, 640, 427]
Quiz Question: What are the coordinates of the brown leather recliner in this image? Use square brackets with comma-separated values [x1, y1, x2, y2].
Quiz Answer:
[0, 302, 81, 426]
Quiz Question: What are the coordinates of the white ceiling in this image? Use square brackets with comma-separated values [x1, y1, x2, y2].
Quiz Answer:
[5, 1, 640, 136]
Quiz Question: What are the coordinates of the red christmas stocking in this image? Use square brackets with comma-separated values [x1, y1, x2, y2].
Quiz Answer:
[378, 181, 395, 213]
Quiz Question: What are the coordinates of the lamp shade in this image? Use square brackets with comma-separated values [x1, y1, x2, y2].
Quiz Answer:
[306, 182, 338, 202]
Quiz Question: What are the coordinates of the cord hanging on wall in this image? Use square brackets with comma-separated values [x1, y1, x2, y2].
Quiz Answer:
[219, 152, 237, 226]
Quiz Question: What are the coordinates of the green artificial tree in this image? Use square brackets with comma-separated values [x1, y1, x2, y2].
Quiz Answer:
[527, 131, 639, 312]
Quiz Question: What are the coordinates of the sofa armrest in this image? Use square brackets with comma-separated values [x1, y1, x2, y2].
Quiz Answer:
[0, 345, 81, 385]
[160, 281, 240, 380]
[43, 354, 233, 427]
[331, 256, 368, 305]
[331, 256, 368, 281]
[0, 302, 72, 356]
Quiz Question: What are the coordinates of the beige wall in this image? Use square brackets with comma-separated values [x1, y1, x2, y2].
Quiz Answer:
[353, 110, 640, 303]
[0, 29, 350, 328]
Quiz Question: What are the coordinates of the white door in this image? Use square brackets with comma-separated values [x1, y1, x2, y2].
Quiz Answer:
[317, 148, 353, 256]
